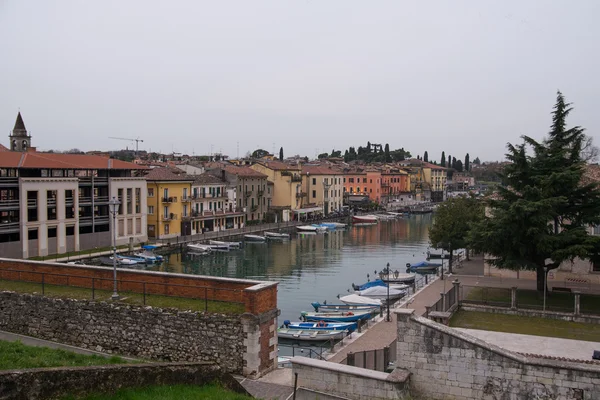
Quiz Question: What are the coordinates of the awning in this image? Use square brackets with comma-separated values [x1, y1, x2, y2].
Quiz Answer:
[293, 207, 323, 214]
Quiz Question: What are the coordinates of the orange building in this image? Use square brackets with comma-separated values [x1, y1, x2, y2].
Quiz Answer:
[381, 168, 410, 204]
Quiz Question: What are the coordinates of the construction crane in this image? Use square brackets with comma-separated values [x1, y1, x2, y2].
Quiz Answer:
[108, 137, 144, 156]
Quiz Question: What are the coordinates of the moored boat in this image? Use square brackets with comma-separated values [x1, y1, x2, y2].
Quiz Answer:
[310, 302, 380, 314]
[352, 215, 378, 223]
[407, 261, 441, 273]
[244, 234, 267, 242]
[277, 328, 348, 341]
[320, 222, 347, 229]
[117, 255, 145, 264]
[99, 256, 138, 266]
[187, 243, 212, 254]
[264, 232, 290, 240]
[378, 271, 417, 284]
[300, 309, 375, 322]
[133, 245, 164, 263]
[297, 225, 326, 233]
[209, 240, 242, 249]
[339, 294, 382, 306]
[356, 286, 407, 301]
[282, 320, 357, 333]
[351, 279, 410, 292]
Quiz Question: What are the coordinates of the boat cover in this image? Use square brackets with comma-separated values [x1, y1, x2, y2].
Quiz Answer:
[357, 286, 406, 297]
[339, 294, 382, 305]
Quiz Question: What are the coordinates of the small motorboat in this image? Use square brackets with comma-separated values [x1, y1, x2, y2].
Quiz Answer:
[352, 215, 378, 223]
[133, 245, 164, 263]
[117, 255, 145, 264]
[386, 212, 405, 218]
[264, 232, 291, 240]
[209, 240, 242, 249]
[351, 279, 410, 292]
[339, 294, 383, 306]
[426, 250, 450, 260]
[378, 271, 417, 284]
[356, 286, 407, 301]
[244, 234, 267, 242]
[187, 243, 212, 254]
[277, 328, 348, 341]
[282, 320, 357, 333]
[99, 256, 138, 266]
[300, 309, 375, 322]
[374, 214, 395, 221]
[207, 242, 230, 251]
[310, 302, 380, 314]
[297, 225, 326, 233]
[407, 261, 441, 273]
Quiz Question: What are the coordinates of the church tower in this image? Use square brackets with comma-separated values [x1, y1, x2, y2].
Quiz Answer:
[9, 111, 31, 152]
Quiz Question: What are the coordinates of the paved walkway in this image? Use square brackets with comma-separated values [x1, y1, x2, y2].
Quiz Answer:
[455, 328, 600, 360]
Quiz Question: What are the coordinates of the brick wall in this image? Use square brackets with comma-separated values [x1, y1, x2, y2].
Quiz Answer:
[395, 309, 600, 400]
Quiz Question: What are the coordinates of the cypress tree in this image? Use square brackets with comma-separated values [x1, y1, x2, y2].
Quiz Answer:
[441, 151, 446, 167]
[279, 147, 284, 161]
[465, 153, 470, 171]
[424, 151, 429, 162]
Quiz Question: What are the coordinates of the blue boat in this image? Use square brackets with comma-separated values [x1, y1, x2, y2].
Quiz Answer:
[300, 309, 375, 322]
[351, 279, 387, 291]
[310, 302, 380, 313]
[282, 320, 357, 333]
[407, 261, 441, 273]
[134, 245, 164, 263]
[117, 254, 145, 264]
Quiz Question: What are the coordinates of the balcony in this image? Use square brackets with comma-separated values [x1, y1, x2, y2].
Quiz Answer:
[251, 205, 259, 212]
[0, 177, 19, 188]
[257, 189, 264, 197]
[296, 192, 307, 198]
[0, 200, 20, 210]
[291, 175, 302, 182]
[181, 196, 191, 203]
[381, 182, 390, 187]
[245, 191, 252, 197]
[162, 213, 177, 221]
[162, 196, 177, 203]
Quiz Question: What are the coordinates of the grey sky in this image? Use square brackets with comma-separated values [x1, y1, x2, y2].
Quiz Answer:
[1, 1, 598, 162]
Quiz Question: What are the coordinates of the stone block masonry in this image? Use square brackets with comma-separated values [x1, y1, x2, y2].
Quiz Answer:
[291, 356, 410, 400]
[394, 308, 600, 400]
[0, 362, 247, 400]
[0, 291, 276, 377]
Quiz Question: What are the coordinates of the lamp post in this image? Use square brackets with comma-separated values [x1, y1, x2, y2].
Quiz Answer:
[109, 196, 121, 300]
[386, 262, 391, 322]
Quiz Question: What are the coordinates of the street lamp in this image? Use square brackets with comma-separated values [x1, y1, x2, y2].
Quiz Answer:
[386, 262, 391, 322]
[109, 196, 121, 300]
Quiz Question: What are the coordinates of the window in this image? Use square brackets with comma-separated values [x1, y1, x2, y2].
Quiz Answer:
[163, 188, 168, 199]
[370, 179, 372, 183]
[163, 206, 168, 218]
[148, 188, 154, 197]
[28, 229, 38, 240]
[364, 187, 367, 192]
[312, 190, 316, 198]
[312, 178, 316, 185]
[183, 188, 188, 199]
[164, 224, 170, 234]
[66, 226, 75, 236]
[148, 206, 154, 215]
[48, 227, 57, 238]
[349, 178, 354, 183]
[183, 205, 188, 217]
[363, 178, 367, 183]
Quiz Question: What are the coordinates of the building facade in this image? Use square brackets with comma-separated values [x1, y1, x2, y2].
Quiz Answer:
[250, 160, 302, 222]
[301, 165, 344, 216]
[0, 115, 147, 258]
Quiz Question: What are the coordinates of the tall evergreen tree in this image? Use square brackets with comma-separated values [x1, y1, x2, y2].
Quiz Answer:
[279, 147, 284, 161]
[423, 151, 429, 162]
[344, 149, 349, 162]
[464, 153, 470, 171]
[384, 144, 391, 162]
[473, 157, 481, 165]
[448, 155, 452, 168]
[441, 151, 446, 167]
[455, 160, 463, 172]
[470, 92, 600, 291]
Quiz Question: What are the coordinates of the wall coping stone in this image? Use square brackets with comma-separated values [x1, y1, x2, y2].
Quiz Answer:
[0, 257, 275, 287]
[410, 314, 600, 374]
[290, 357, 409, 383]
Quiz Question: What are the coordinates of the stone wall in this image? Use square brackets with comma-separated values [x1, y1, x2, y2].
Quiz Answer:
[0, 361, 246, 400]
[291, 357, 410, 400]
[0, 291, 253, 374]
[462, 303, 600, 325]
[395, 309, 600, 400]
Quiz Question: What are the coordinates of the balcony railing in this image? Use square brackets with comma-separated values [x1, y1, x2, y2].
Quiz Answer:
[181, 196, 191, 202]
[245, 191, 252, 197]
[296, 192, 307, 198]
[0, 200, 20, 209]
[162, 213, 177, 221]
[251, 205, 259, 212]
[291, 175, 302, 182]
[257, 189, 264, 197]
[162, 196, 177, 203]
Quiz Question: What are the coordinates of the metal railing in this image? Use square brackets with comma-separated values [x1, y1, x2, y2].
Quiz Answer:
[460, 285, 511, 308]
[0, 268, 245, 313]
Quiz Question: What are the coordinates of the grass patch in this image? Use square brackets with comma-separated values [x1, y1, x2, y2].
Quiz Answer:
[29, 245, 131, 261]
[61, 384, 252, 400]
[0, 279, 245, 314]
[0, 340, 126, 370]
[449, 310, 600, 342]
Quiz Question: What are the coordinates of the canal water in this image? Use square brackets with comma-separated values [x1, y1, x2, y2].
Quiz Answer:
[144, 214, 433, 323]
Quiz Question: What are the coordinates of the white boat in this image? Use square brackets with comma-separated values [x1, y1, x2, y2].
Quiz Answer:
[356, 286, 407, 301]
[297, 225, 326, 233]
[244, 234, 267, 242]
[107, 256, 138, 266]
[133, 245, 164, 263]
[277, 328, 348, 341]
[379, 272, 416, 284]
[352, 215, 378, 223]
[209, 240, 242, 249]
[187, 243, 212, 254]
[387, 212, 405, 218]
[207, 243, 230, 251]
[264, 232, 290, 240]
[339, 294, 382, 306]
[374, 214, 396, 221]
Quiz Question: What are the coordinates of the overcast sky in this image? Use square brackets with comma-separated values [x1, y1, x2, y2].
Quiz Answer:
[1, 1, 598, 162]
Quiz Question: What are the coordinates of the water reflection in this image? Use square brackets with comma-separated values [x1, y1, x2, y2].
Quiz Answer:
[146, 214, 432, 322]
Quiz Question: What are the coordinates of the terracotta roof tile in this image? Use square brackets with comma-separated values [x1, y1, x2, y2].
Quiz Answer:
[144, 167, 194, 181]
[223, 165, 267, 178]
[0, 143, 9, 152]
[256, 160, 301, 171]
[302, 165, 344, 175]
[191, 173, 224, 185]
[0, 151, 146, 170]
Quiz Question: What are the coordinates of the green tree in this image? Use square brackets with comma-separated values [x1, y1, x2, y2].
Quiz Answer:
[473, 157, 481, 165]
[455, 160, 463, 172]
[465, 153, 470, 171]
[423, 151, 428, 163]
[448, 155, 452, 168]
[384, 144, 391, 162]
[252, 149, 269, 158]
[344, 149, 350, 162]
[469, 91, 600, 291]
[318, 152, 329, 159]
[429, 195, 484, 273]
[279, 147, 284, 161]
[441, 151, 446, 167]
[451, 157, 457, 170]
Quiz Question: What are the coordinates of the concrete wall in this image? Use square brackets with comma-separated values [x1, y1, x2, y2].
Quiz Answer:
[395, 309, 600, 400]
[0, 361, 245, 400]
[291, 357, 410, 400]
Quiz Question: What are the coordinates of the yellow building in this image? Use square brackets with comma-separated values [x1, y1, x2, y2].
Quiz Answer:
[250, 160, 302, 222]
[145, 167, 194, 239]
[421, 162, 447, 202]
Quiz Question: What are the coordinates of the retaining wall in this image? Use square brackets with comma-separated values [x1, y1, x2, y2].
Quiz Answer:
[291, 357, 410, 400]
[395, 309, 600, 400]
[0, 362, 246, 400]
[461, 303, 600, 325]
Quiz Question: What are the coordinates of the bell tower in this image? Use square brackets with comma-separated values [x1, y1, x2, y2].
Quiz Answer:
[9, 111, 31, 152]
